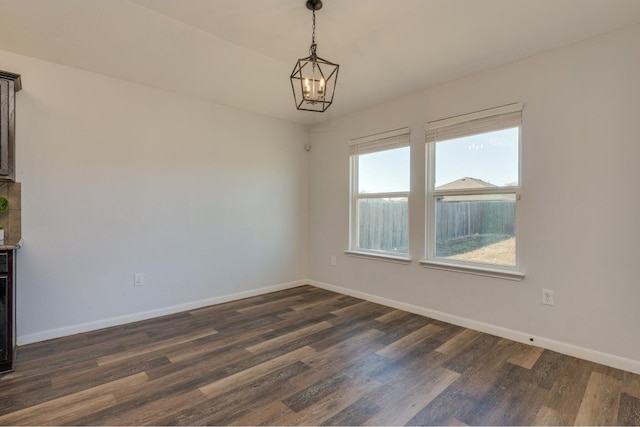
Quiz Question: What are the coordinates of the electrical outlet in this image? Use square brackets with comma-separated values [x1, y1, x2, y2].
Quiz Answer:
[330, 256, 337, 266]
[134, 273, 144, 287]
[541, 289, 554, 306]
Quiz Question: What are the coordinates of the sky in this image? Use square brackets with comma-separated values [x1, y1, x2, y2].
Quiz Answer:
[358, 127, 519, 193]
[435, 127, 519, 187]
[358, 146, 410, 193]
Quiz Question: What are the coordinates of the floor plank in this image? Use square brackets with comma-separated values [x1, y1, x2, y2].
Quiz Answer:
[618, 392, 640, 426]
[364, 366, 460, 426]
[574, 371, 621, 425]
[0, 372, 147, 425]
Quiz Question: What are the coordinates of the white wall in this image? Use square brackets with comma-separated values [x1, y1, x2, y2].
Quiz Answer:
[308, 24, 640, 369]
[0, 50, 310, 342]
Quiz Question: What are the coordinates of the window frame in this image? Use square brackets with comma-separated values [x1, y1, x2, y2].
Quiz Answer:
[421, 103, 525, 280]
[347, 127, 411, 261]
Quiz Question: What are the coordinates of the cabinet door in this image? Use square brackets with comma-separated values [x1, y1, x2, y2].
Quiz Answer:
[0, 79, 8, 177]
[0, 250, 13, 372]
[0, 71, 19, 181]
[0, 79, 16, 180]
[0, 276, 7, 362]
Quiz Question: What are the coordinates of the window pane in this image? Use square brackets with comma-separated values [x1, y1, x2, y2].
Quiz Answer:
[434, 194, 515, 266]
[435, 128, 518, 189]
[359, 146, 410, 194]
[358, 197, 408, 254]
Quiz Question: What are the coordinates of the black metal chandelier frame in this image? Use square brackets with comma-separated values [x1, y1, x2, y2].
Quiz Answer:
[290, 0, 339, 112]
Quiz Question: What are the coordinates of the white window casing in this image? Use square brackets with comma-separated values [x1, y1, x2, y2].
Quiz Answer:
[422, 103, 525, 279]
[348, 127, 411, 260]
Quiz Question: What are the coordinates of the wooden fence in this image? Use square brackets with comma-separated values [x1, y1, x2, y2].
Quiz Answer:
[357, 199, 515, 252]
[435, 201, 515, 242]
[358, 199, 408, 253]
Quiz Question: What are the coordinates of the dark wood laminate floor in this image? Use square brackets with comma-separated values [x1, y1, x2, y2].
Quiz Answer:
[1, 285, 639, 425]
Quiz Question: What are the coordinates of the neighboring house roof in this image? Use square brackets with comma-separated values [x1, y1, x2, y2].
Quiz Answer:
[436, 177, 497, 190]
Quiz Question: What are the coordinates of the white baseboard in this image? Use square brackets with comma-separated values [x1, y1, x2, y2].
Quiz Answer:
[17, 280, 307, 345]
[309, 279, 640, 376]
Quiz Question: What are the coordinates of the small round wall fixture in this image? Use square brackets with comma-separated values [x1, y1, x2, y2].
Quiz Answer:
[290, 0, 339, 112]
[306, 0, 322, 10]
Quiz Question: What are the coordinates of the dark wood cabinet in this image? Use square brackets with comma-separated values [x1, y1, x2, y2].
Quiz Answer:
[0, 249, 15, 373]
[0, 71, 21, 181]
[0, 70, 21, 374]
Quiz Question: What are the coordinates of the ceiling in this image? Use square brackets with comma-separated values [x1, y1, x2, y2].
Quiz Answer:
[0, 0, 639, 125]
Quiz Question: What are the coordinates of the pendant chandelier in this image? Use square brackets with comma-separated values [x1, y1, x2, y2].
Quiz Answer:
[290, 0, 339, 112]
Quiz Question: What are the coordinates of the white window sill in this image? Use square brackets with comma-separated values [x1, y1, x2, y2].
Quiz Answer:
[345, 250, 412, 265]
[419, 259, 525, 281]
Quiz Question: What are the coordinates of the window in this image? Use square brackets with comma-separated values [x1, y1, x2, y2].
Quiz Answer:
[348, 127, 410, 259]
[423, 104, 523, 277]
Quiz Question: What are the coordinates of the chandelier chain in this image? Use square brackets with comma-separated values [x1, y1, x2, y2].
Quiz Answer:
[310, 10, 317, 58]
[312, 10, 316, 44]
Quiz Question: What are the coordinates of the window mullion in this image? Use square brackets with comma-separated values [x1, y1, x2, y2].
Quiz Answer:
[425, 141, 436, 259]
[349, 155, 359, 250]
[432, 187, 519, 197]
[357, 191, 410, 200]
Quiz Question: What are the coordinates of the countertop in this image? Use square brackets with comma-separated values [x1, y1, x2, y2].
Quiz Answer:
[0, 238, 22, 250]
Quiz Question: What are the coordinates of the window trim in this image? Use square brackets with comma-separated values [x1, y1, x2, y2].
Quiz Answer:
[423, 104, 524, 278]
[418, 258, 525, 281]
[348, 127, 411, 259]
[345, 249, 412, 264]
